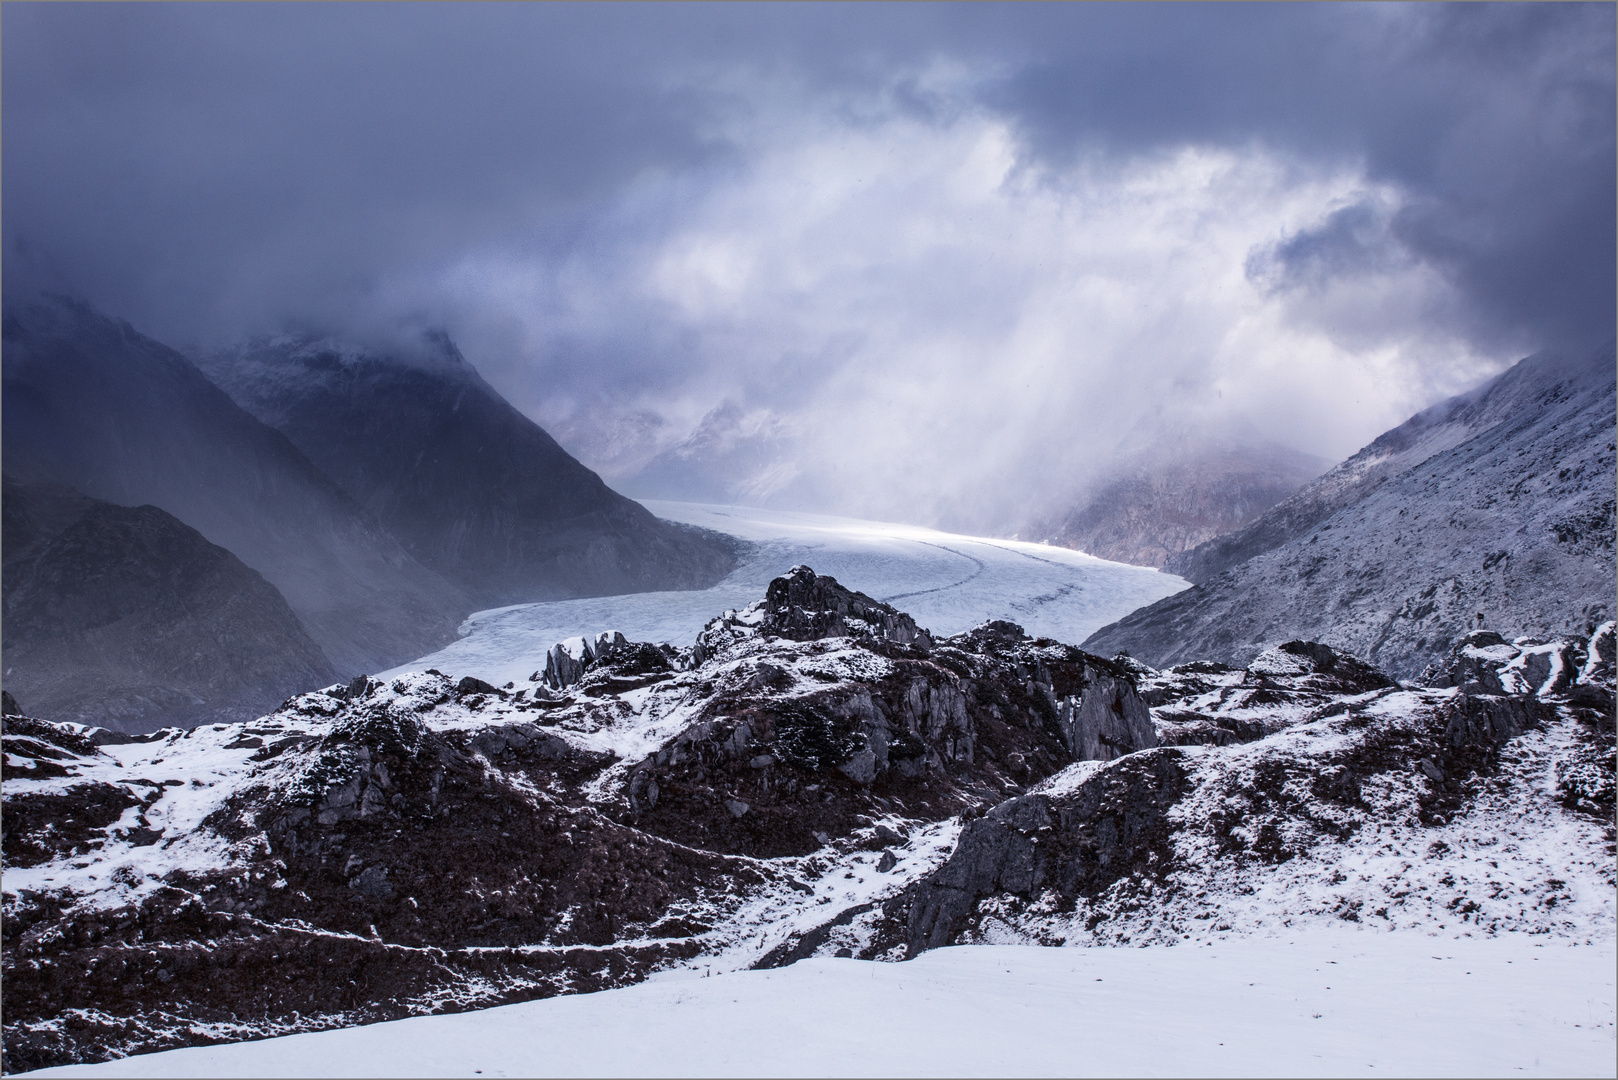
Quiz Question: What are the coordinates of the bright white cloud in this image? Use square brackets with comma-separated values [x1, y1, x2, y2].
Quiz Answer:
[422, 83, 1510, 532]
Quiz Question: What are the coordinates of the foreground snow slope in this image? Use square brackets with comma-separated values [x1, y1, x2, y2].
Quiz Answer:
[384, 502, 1187, 687]
[31, 936, 1616, 1079]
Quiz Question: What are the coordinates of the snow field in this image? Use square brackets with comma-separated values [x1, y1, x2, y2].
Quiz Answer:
[383, 502, 1188, 687]
[28, 935, 1616, 1078]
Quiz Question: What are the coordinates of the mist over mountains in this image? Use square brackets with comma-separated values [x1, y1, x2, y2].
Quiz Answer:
[2, 478, 335, 730]
[1, 295, 735, 732]
[1024, 432, 1330, 570]
[196, 334, 737, 607]
[2, 296, 469, 678]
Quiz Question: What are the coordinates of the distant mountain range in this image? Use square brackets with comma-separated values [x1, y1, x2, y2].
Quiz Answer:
[613, 401, 808, 508]
[1, 296, 736, 731]
[1084, 343, 1617, 678]
[196, 334, 737, 608]
[3, 297, 470, 682]
[1027, 434, 1329, 569]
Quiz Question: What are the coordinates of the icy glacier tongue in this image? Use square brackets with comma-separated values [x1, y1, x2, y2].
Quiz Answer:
[384, 502, 1189, 688]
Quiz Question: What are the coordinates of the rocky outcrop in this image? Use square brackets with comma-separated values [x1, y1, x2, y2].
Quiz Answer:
[896, 697, 1604, 957]
[2, 568, 1161, 1068]
[1, 681, 766, 1071]
[1051, 672, 1155, 761]
[618, 583, 1158, 860]
[1420, 628, 1602, 701]
[761, 565, 932, 648]
[905, 748, 1190, 954]
[8, 573, 1611, 1070]
[689, 566, 933, 665]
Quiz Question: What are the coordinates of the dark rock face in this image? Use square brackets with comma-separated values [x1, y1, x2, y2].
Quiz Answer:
[194, 333, 737, 608]
[905, 749, 1190, 954]
[2, 477, 335, 731]
[621, 595, 1152, 861]
[761, 565, 932, 648]
[1087, 344, 1617, 679]
[1, 295, 470, 678]
[1050, 671, 1156, 761]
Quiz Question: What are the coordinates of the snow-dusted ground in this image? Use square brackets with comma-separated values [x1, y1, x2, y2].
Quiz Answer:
[383, 502, 1187, 687]
[30, 936, 1615, 1078]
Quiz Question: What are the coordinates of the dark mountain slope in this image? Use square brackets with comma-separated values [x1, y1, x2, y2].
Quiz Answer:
[2, 295, 469, 676]
[2, 477, 335, 732]
[196, 335, 737, 608]
[1085, 344, 1617, 678]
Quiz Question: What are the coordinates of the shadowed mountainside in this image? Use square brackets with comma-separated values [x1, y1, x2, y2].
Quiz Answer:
[2, 296, 471, 678]
[2, 477, 335, 731]
[196, 335, 738, 609]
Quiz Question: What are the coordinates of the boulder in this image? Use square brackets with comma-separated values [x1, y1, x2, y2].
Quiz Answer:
[543, 637, 594, 690]
[454, 676, 503, 697]
[904, 748, 1190, 956]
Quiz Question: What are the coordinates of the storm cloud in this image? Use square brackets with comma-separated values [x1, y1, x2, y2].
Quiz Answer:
[5, 2, 1612, 531]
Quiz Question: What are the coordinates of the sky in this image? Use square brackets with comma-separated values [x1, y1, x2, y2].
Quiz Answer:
[5, 2, 1614, 533]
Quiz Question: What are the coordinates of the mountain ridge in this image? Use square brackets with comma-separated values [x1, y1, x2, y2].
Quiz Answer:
[1086, 343, 1617, 677]
[1, 476, 336, 732]
[1031, 435, 1328, 569]
[196, 334, 739, 608]
[2, 295, 471, 679]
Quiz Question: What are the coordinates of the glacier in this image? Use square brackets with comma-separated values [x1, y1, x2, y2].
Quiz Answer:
[383, 502, 1190, 688]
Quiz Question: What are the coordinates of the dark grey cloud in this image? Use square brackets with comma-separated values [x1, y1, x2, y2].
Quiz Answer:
[1247, 199, 1411, 292]
[4, 3, 1612, 530]
[8, 3, 1610, 348]
[985, 2, 1615, 352]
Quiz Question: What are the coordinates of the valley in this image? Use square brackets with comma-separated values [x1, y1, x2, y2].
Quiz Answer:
[387, 502, 1190, 689]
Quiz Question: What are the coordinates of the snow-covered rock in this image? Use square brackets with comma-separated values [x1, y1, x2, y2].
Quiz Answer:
[3, 577, 1611, 1072]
